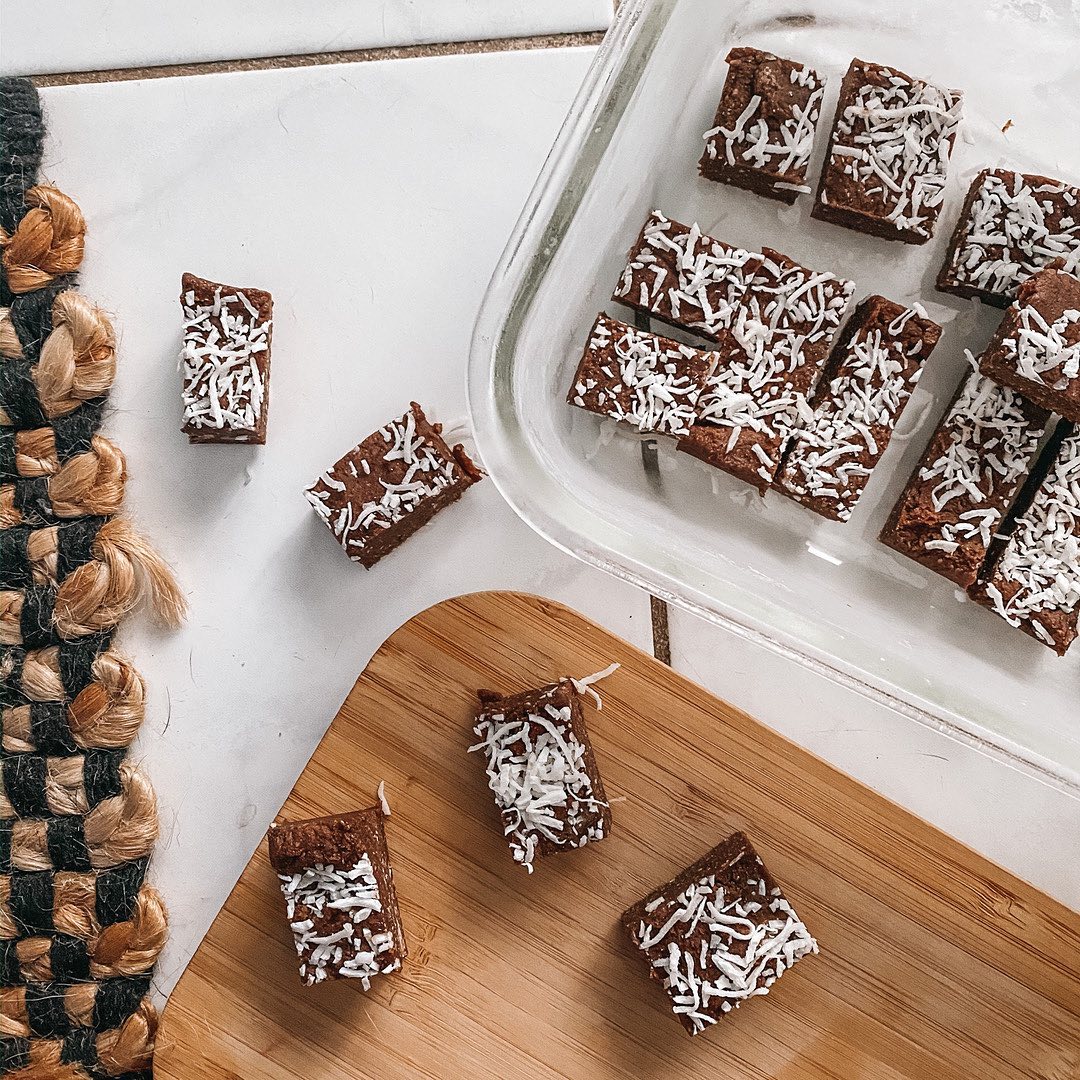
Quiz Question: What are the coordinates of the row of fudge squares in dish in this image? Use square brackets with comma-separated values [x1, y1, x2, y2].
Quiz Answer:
[267, 675, 818, 1039]
[701, 48, 964, 244]
[570, 211, 942, 520]
[881, 265, 1080, 654]
[706, 49, 1080, 298]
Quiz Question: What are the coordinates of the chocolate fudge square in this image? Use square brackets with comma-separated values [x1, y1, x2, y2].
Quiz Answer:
[937, 169, 1080, 307]
[700, 47, 826, 204]
[268, 806, 407, 987]
[567, 313, 719, 437]
[679, 248, 854, 491]
[979, 266, 1080, 423]
[880, 368, 1049, 587]
[970, 423, 1080, 655]
[622, 831, 817, 1036]
[305, 402, 482, 568]
[180, 272, 274, 444]
[612, 211, 763, 342]
[776, 296, 941, 521]
[469, 680, 611, 873]
[813, 59, 964, 244]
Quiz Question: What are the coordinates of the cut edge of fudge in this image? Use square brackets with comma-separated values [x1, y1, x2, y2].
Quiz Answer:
[566, 312, 719, 437]
[268, 805, 407, 987]
[470, 679, 612, 873]
[936, 169, 1080, 308]
[621, 831, 818, 1036]
[699, 46, 826, 205]
[180, 271, 274, 445]
[678, 248, 856, 493]
[774, 295, 941, 521]
[304, 402, 483, 569]
[879, 364, 1050, 588]
[812, 58, 964, 245]
[969, 421, 1080, 655]
[978, 266, 1080, 424]
[610, 210, 764, 342]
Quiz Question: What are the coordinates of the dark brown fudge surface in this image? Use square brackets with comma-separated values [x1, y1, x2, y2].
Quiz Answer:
[470, 681, 611, 873]
[979, 267, 1080, 423]
[180, 272, 274, 444]
[611, 211, 763, 341]
[679, 248, 854, 491]
[567, 313, 719, 437]
[304, 402, 482, 568]
[937, 169, 1080, 307]
[699, 47, 826, 204]
[813, 58, 964, 244]
[269, 806, 407, 986]
[622, 831, 817, 1036]
[776, 296, 941, 521]
[880, 368, 1049, 587]
[970, 423, 1080, 655]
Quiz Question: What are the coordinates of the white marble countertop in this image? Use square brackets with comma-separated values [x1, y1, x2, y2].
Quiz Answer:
[20, 33, 1080, 1005]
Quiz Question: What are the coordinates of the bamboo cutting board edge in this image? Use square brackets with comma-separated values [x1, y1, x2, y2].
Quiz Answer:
[155, 589, 1080, 1080]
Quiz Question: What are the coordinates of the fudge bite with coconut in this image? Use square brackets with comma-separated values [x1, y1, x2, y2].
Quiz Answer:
[469, 678, 612, 873]
[622, 831, 817, 1036]
[268, 805, 407, 987]
[305, 402, 482, 568]
[567, 313, 719, 437]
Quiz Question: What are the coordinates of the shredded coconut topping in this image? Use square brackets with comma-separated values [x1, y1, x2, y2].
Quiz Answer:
[571, 314, 717, 436]
[779, 314, 927, 519]
[305, 409, 459, 560]
[613, 212, 761, 339]
[984, 428, 1080, 642]
[702, 60, 824, 185]
[696, 254, 854, 482]
[469, 687, 608, 873]
[946, 171, 1080, 300]
[181, 284, 270, 435]
[999, 303, 1080, 391]
[917, 364, 1047, 553]
[278, 854, 398, 987]
[825, 65, 964, 238]
[632, 862, 818, 1034]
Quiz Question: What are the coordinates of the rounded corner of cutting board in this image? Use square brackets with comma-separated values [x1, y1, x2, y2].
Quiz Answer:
[155, 590, 1080, 1080]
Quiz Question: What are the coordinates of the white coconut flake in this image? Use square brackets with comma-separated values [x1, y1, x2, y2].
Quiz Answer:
[377, 781, 391, 818]
[569, 662, 620, 710]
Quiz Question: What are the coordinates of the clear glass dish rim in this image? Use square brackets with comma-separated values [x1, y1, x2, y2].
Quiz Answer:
[467, 0, 1080, 798]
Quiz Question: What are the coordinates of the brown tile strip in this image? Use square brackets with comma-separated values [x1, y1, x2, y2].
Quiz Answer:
[30, 31, 606, 86]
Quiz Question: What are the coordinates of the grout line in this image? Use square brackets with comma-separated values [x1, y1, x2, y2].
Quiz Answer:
[650, 595, 672, 666]
[29, 31, 607, 86]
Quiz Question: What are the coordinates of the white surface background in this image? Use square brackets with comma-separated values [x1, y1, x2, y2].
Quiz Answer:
[1, 0, 613, 75]
[22, 35, 1080, 1004]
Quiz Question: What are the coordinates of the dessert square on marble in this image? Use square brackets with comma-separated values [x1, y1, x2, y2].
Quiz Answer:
[304, 402, 482, 568]
[180, 272, 274, 444]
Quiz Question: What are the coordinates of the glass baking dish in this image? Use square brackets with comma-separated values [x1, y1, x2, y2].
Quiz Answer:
[469, 0, 1080, 793]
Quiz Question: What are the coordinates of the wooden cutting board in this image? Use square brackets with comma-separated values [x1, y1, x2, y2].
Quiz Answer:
[156, 591, 1080, 1080]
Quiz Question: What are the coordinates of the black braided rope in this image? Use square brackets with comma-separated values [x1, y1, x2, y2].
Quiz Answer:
[1, 79, 158, 1078]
